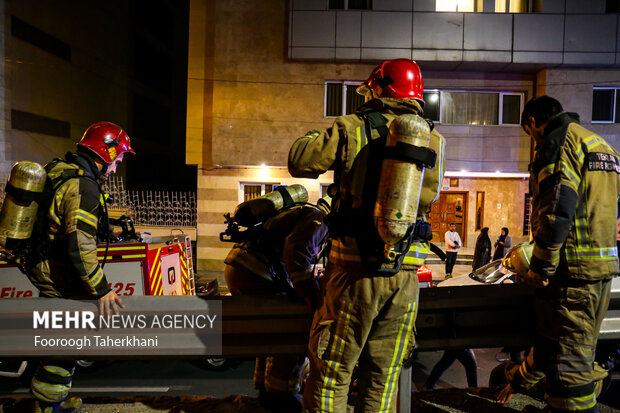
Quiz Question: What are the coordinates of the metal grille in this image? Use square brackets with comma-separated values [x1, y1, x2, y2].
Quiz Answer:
[102, 177, 197, 227]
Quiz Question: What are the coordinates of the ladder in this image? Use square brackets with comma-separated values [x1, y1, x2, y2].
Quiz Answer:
[183, 234, 196, 295]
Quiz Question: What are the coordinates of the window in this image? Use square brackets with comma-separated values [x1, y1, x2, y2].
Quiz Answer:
[424, 90, 522, 125]
[436, 0, 476, 12]
[592, 87, 620, 123]
[495, 0, 528, 12]
[325, 81, 365, 117]
[11, 110, 70, 138]
[241, 183, 278, 202]
[11, 16, 72, 61]
[475, 192, 485, 231]
[329, 0, 372, 10]
[522, 193, 532, 236]
[436, 0, 533, 12]
[423, 91, 440, 122]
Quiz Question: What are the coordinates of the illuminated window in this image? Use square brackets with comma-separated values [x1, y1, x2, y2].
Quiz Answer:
[325, 81, 366, 117]
[475, 192, 485, 231]
[241, 183, 278, 202]
[495, 0, 527, 12]
[436, 0, 475, 12]
[436, 90, 523, 125]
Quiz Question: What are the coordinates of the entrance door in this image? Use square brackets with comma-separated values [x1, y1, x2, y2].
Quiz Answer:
[429, 192, 468, 246]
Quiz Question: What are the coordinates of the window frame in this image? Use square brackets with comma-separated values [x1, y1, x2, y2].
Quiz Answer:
[239, 182, 280, 203]
[324, 84, 524, 125]
[324, 80, 365, 118]
[592, 86, 618, 124]
[424, 89, 524, 126]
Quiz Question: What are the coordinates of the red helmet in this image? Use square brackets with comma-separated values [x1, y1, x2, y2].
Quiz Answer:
[77, 122, 135, 163]
[357, 58, 424, 101]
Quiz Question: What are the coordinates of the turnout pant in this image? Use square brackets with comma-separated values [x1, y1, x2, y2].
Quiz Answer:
[30, 360, 76, 403]
[225, 264, 304, 395]
[304, 259, 419, 413]
[514, 277, 611, 413]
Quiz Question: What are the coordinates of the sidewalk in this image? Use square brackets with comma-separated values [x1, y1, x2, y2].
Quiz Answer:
[426, 246, 475, 283]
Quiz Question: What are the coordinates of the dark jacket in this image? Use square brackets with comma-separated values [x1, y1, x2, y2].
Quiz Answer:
[472, 231, 492, 270]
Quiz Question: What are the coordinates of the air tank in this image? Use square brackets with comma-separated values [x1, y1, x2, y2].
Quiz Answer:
[233, 184, 308, 227]
[0, 161, 47, 251]
[374, 114, 430, 251]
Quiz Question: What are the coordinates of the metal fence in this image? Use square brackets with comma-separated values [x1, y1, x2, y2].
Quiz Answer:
[102, 177, 197, 227]
[0, 175, 197, 227]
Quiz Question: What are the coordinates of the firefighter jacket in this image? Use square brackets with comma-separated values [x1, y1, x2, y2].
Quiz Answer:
[288, 97, 445, 267]
[28, 152, 111, 298]
[224, 205, 328, 288]
[529, 112, 620, 280]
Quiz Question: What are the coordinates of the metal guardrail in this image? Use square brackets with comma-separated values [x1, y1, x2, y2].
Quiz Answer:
[0, 281, 618, 357]
[0, 279, 617, 413]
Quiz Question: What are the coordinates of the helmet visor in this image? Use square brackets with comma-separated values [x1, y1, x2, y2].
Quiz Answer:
[356, 83, 370, 97]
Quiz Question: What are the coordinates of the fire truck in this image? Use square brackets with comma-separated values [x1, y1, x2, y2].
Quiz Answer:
[0, 233, 197, 300]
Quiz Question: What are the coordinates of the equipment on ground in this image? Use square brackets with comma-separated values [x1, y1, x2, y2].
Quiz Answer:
[0, 162, 47, 254]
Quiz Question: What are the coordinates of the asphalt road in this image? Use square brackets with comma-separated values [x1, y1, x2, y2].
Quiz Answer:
[1, 350, 618, 411]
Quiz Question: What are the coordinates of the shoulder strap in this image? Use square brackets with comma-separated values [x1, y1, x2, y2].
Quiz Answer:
[357, 107, 389, 141]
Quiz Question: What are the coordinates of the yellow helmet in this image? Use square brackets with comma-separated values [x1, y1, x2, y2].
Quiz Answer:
[501, 242, 534, 277]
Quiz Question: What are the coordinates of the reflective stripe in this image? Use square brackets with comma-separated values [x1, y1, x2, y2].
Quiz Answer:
[96, 246, 147, 251]
[68, 209, 98, 228]
[560, 160, 581, 192]
[329, 238, 362, 263]
[43, 365, 72, 377]
[584, 134, 607, 151]
[87, 267, 105, 288]
[356, 126, 362, 155]
[321, 302, 354, 412]
[566, 246, 618, 261]
[519, 361, 544, 385]
[538, 163, 556, 182]
[546, 392, 597, 411]
[577, 145, 585, 165]
[430, 136, 445, 204]
[380, 302, 415, 412]
[403, 242, 430, 266]
[31, 379, 71, 393]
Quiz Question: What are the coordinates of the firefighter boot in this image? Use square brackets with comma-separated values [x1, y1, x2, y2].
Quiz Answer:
[32, 397, 83, 413]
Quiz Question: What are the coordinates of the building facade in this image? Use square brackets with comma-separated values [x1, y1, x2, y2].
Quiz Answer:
[188, 0, 620, 277]
[1, 0, 196, 191]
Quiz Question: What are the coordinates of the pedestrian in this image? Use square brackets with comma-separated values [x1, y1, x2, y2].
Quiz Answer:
[423, 348, 478, 390]
[492, 227, 512, 261]
[26, 122, 133, 413]
[288, 58, 445, 412]
[224, 196, 329, 413]
[472, 227, 492, 270]
[444, 223, 461, 278]
[496, 96, 619, 413]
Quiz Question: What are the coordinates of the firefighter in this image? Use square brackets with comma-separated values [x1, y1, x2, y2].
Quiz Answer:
[288, 59, 445, 413]
[497, 96, 620, 412]
[224, 198, 329, 413]
[28, 122, 134, 413]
